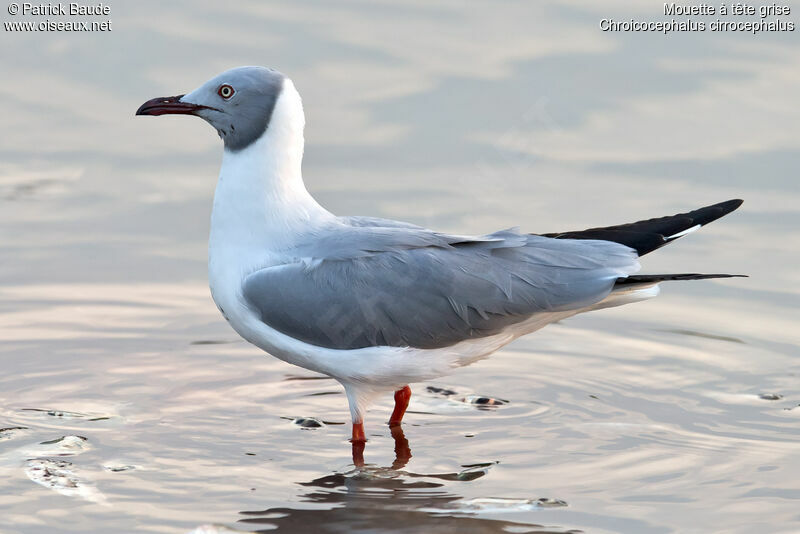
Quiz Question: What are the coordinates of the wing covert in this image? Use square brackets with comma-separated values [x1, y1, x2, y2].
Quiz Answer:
[242, 230, 638, 350]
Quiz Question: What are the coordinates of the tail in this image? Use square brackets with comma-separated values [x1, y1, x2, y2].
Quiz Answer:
[589, 273, 747, 312]
[542, 199, 746, 300]
[615, 273, 747, 286]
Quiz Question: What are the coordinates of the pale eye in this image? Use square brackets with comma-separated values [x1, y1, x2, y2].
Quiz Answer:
[218, 84, 234, 99]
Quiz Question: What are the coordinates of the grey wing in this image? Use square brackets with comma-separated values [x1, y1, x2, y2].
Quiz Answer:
[242, 229, 638, 350]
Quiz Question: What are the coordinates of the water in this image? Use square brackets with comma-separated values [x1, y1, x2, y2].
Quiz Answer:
[1, 2, 799, 533]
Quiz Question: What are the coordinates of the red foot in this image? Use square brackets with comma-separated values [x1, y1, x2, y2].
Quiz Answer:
[352, 440, 365, 467]
[389, 385, 412, 427]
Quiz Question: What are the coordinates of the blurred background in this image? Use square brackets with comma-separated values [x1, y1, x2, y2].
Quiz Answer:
[0, 2, 798, 533]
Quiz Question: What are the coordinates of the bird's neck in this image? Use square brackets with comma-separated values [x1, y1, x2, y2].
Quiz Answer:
[210, 80, 333, 257]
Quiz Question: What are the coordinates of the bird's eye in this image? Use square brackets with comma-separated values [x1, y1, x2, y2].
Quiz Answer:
[218, 84, 234, 99]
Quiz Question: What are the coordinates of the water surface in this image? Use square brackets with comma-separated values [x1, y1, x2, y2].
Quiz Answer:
[1, 2, 799, 533]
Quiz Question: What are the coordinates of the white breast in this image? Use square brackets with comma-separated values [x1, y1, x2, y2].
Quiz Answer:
[207, 78, 339, 371]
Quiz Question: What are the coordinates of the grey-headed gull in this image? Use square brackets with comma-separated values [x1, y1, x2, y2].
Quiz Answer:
[136, 66, 742, 456]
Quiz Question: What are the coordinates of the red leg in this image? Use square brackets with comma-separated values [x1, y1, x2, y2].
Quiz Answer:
[351, 421, 366, 443]
[351, 422, 366, 467]
[389, 385, 412, 427]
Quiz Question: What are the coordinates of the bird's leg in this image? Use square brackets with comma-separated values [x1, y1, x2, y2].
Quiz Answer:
[389, 385, 412, 427]
[352, 421, 366, 442]
[351, 421, 366, 467]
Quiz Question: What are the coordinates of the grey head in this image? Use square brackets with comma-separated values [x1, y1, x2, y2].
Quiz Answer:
[136, 66, 286, 151]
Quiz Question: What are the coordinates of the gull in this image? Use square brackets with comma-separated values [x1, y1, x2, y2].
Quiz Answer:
[136, 66, 743, 453]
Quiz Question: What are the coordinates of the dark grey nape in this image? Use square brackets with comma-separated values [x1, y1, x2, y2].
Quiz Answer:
[217, 68, 285, 152]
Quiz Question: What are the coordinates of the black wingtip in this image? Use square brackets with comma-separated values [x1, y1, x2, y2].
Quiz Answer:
[719, 199, 743, 209]
[694, 199, 743, 227]
[542, 198, 745, 256]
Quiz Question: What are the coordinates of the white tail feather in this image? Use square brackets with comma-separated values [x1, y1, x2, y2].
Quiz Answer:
[589, 284, 661, 311]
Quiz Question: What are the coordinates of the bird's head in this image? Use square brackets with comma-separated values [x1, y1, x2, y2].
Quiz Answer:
[136, 66, 288, 152]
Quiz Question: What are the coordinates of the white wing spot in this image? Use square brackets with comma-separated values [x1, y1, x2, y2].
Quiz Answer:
[667, 224, 701, 239]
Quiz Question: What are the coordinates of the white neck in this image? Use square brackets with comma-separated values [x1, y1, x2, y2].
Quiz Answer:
[209, 79, 333, 262]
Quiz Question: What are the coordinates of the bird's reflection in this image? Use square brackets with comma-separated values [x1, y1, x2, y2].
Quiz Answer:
[351, 424, 411, 469]
[238, 426, 574, 534]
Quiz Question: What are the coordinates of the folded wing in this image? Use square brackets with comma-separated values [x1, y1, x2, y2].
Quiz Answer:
[242, 225, 638, 350]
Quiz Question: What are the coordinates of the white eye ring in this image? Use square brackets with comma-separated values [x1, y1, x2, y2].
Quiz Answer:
[218, 84, 234, 99]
